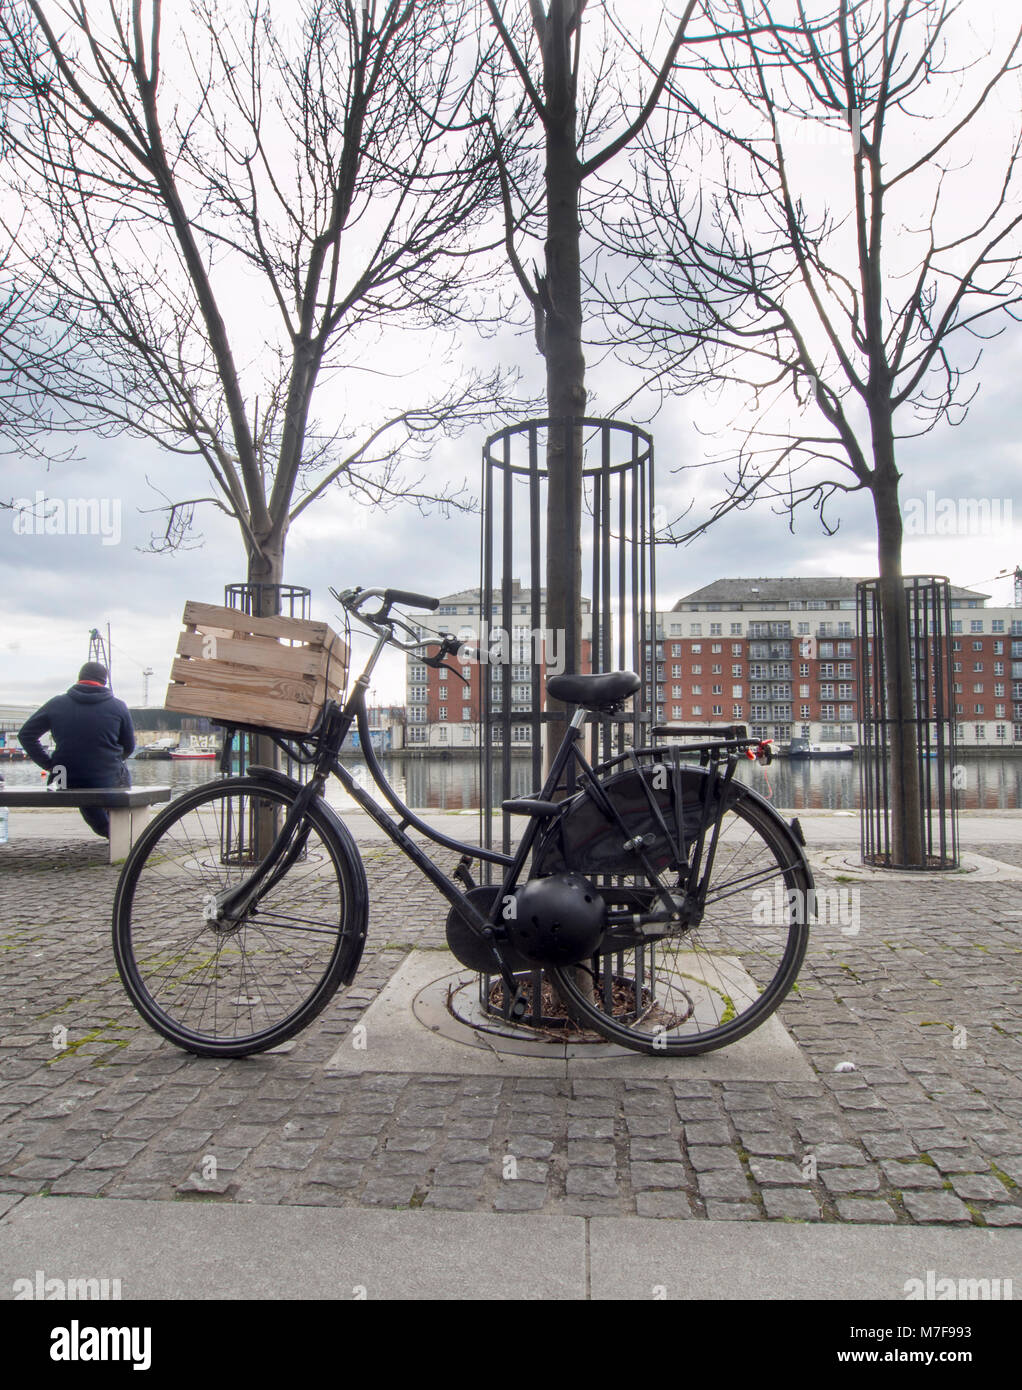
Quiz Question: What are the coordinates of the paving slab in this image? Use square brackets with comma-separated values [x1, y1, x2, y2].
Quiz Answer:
[589, 1219, 1022, 1300]
[323, 949, 815, 1083]
[3, 1197, 1020, 1301]
[0, 1197, 584, 1301]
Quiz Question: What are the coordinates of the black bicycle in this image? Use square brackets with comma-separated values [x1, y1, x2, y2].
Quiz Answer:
[112, 585, 814, 1058]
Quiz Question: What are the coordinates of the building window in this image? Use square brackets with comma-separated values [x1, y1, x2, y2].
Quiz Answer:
[730, 625, 742, 636]
[971, 621, 983, 633]
[438, 706, 447, 719]
[437, 726, 448, 741]
[974, 724, 986, 739]
[733, 705, 744, 718]
[672, 664, 681, 677]
[691, 685, 702, 695]
[672, 705, 682, 719]
[710, 625, 722, 636]
[996, 723, 1007, 739]
[692, 665, 702, 675]
[691, 643, 702, 653]
[691, 705, 702, 716]
[732, 685, 743, 698]
[690, 625, 702, 636]
[712, 704, 723, 715]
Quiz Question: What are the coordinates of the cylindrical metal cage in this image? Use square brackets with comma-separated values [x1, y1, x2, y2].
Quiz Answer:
[217, 583, 313, 863]
[856, 575, 959, 869]
[476, 417, 658, 1029]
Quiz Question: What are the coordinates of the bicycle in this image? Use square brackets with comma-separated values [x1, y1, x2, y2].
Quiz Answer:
[112, 585, 815, 1058]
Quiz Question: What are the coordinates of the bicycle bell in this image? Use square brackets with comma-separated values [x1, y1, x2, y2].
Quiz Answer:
[506, 872, 606, 966]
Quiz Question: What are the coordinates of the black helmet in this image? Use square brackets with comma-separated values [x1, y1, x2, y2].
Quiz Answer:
[506, 872, 606, 967]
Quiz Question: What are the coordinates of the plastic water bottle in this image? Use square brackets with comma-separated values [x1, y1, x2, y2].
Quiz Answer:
[0, 772, 7, 846]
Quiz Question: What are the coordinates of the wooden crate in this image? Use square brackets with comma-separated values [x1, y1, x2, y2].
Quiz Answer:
[165, 602, 348, 734]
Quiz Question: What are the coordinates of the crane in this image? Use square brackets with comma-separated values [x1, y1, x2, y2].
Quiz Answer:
[87, 625, 112, 688]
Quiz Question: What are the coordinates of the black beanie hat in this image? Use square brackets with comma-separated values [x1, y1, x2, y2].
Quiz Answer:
[78, 662, 108, 684]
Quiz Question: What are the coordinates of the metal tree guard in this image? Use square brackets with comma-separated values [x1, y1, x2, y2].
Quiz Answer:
[217, 583, 313, 863]
[856, 575, 959, 869]
[477, 417, 658, 1026]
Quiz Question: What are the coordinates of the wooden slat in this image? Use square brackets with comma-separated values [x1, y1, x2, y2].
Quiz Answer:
[169, 657, 323, 704]
[176, 630, 330, 677]
[164, 683, 327, 733]
[182, 601, 333, 645]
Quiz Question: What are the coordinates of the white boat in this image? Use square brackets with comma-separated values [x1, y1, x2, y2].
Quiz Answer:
[787, 742, 855, 759]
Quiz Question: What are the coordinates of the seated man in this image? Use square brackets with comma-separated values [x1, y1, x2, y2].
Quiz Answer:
[18, 662, 136, 838]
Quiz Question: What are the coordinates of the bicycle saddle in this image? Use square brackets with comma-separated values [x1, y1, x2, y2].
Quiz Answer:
[546, 670, 640, 710]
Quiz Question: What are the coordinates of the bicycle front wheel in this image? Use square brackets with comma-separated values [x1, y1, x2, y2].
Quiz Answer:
[548, 774, 812, 1055]
[113, 776, 367, 1057]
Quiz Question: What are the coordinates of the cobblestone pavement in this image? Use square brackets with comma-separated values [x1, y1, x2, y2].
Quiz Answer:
[1, 833, 1021, 1225]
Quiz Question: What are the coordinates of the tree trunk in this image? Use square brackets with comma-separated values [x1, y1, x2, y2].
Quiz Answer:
[872, 448, 924, 866]
[246, 537, 287, 855]
[541, 11, 585, 776]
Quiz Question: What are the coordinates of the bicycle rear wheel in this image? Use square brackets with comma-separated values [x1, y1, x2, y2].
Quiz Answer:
[112, 776, 367, 1057]
[547, 769, 812, 1055]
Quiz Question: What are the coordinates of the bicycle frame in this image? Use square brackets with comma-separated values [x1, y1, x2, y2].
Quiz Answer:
[215, 612, 779, 1004]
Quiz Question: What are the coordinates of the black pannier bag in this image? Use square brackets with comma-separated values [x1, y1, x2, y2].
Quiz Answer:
[533, 765, 719, 879]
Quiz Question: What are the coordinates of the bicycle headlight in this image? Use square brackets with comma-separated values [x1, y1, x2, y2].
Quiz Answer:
[506, 872, 606, 967]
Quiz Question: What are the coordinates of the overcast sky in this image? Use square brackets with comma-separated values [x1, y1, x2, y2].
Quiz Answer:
[2, 1, 1019, 709]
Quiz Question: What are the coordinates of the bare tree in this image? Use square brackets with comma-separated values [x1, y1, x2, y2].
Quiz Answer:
[479, 0, 698, 701]
[0, 0, 518, 607]
[603, 0, 1022, 864]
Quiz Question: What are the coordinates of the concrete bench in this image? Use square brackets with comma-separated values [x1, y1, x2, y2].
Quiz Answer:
[0, 786, 173, 862]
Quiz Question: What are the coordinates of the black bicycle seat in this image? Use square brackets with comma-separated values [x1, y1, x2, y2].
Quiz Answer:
[546, 671, 641, 710]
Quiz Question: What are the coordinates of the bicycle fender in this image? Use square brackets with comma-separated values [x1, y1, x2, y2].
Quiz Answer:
[245, 766, 370, 984]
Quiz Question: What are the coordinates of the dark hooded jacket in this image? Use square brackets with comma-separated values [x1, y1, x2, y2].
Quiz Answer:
[18, 684, 135, 787]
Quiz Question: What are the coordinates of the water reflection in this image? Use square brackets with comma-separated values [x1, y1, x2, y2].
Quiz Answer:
[4, 751, 1019, 811]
